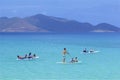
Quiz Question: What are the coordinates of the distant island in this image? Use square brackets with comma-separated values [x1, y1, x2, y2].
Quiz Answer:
[0, 14, 120, 32]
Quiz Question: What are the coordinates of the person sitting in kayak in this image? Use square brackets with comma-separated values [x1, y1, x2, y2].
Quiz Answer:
[33, 54, 36, 57]
[89, 49, 94, 53]
[74, 57, 78, 62]
[28, 52, 33, 59]
[17, 55, 26, 59]
[83, 48, 88, 53]
[70, 58, 75, 63]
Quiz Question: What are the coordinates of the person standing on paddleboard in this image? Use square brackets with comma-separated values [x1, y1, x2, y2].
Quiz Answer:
[62, 48, 69, 62]
[62, 48, 69, 56]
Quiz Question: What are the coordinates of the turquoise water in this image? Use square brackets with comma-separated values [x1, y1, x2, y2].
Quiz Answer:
[0, 33, 120, 80]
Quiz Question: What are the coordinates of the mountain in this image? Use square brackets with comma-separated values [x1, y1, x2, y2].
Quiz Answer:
[0, 14, 120, 32]
[92, 23, 120, 32]
[0, 16, 48, 32]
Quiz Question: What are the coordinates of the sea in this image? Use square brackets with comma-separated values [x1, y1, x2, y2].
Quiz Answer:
[0, 32, 120, 80]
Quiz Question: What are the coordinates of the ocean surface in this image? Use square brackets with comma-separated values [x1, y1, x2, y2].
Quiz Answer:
[0, 32, 120, 80]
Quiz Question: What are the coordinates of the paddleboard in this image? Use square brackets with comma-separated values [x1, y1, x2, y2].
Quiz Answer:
[56, 61, 82, 64]
[89, 51, 100, 53]
[33, 56, 39, 58]
[16, 56, 39, 60]
[82, 51, 100, 54]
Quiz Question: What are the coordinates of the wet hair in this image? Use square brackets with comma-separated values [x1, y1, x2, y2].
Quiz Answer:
[64, 48, 66, 50]
[29, 52, 31, 55]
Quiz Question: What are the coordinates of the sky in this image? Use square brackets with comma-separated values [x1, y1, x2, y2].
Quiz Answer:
[0, 0, 120, 27]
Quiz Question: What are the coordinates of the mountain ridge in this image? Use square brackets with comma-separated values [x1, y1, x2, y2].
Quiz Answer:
[0, 14, 119, 32]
